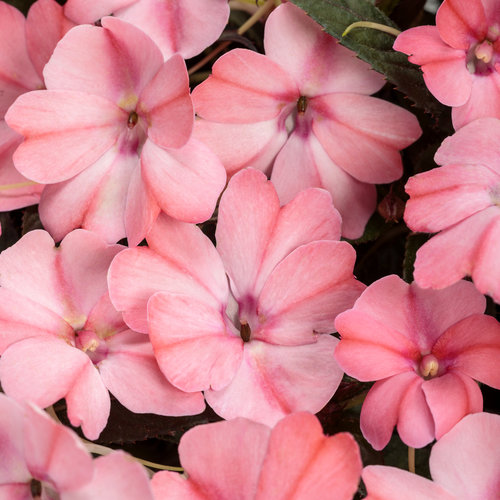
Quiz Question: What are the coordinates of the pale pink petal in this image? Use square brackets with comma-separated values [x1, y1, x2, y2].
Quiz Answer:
[311, 94, 421, 183]
[66, 451, 154, 500]
[63, 0, 135, 23]
[173, 419, 270, 500]
[0, 484, 31, 499]
[115, 0, 230, 59]
[205, 336, 342, 426]
[192, 49, 298, 123]
[6, 91, 124, 183]
[436, 0, 486, 49]
[65, 359, 110, 440]
[335, 310, 420, 381]
[265, 3, 384, 96]
[256, 241, 364, 345]
[433, 314, 500, 388]
[139, 54, 192, 150]
[148, 292, 242, 392]
[405, 164, 498, 233]
[26, 0, 75, 79]
[193, 118, 287, 178]
[430, 412, 500, 499]
[360, 372, 419, 450]
[394, 26, 471, 105]
[99, 330, 205, 415]
[397, 377, 435, 448]
[0, 337, 89, 409]
[413, 207, 499, 290]
[0, 2, 42, 115]
[271, 130, 376, 239]
[141, 138, 226, 223]
[151, 471, 204, 500]
[39, 149, 138, 244]
[216, 168, 280, 301]
[434, 117, 500, 171]
[256, 414, 362, 500]
[23, 404, 93, 492]
[44, 18, 163, 103]
[362, 465, 455, 500]
[422, 372, 483, 440]
[452, 72, 500, 131]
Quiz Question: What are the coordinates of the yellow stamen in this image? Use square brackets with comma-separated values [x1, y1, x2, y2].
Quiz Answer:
[342, 21, 401, 38]
[0, 180, 39, 191]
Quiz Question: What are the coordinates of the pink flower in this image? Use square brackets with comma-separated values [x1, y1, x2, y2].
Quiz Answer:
[63, 0, 230, 60]
[5, 16, 226, 245]
[151, 413, 362, 500]
[405, 117, 500, 303]
[108, 168, 365, 425]
[193, 2, 421, 239]
[334, 275, 500, 450]
[394, 0, 500, 129]
[363, 412, 500, 500]
[0, 230, 204, 440]
[0, 393, 155, 500]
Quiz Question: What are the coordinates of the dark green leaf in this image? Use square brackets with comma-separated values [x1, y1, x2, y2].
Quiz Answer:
[403, 232, 430, 283]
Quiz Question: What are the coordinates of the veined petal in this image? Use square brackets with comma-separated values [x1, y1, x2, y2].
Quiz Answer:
[6, 90, 124, 183]
[63, 0, 136, 23]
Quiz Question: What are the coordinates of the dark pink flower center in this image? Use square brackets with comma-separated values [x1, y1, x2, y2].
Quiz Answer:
[466, 24, 500, 75]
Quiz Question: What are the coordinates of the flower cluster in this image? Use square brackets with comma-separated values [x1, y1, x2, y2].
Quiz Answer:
[0, 0, 499, 498]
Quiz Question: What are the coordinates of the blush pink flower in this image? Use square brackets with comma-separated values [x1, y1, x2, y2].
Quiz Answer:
[193, 2, 421, 239]
[0, 230, 204, 440]
[63, 0, 230, 60]
[405, 117, 500, 303]
[108, 168, 365, 425]
[151, 412, 362, 500]
[5, 16, 226, 245]
[334, 275, 500, 450]
[0, 393, 155, 500]
[363, 412, 500, 500]
[394, 0, 500, 129]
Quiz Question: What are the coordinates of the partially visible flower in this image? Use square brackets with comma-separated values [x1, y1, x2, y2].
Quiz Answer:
[193, 2, 421, 239]
[363, 412, 500, 500]
[405, 117, 500, 303]
[334, 275, 500, 450]
[109, 168, 365, 425]
[394, 0, 500, 129]
[0, 393, 154, 500]
[152, 413, 362, 500]
[0, 230, 204, 440]
[6, 17, 226, 245]
[63, 0, 230, 60]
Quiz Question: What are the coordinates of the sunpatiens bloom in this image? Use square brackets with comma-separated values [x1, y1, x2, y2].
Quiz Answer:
[334, 275, 500, 450]
[5, 16, 226, 245]
[405, 117, 500, 303]
[363, 412, 500, 499]
[151, 412, 362, 500]
[108, 168, 365, 424]
[0, 393, 155, 499]
[0, 229, 204, 440]
[63, 0, 230, 60]
[193, 2, 421, 239]
[394, 0, 500, 129]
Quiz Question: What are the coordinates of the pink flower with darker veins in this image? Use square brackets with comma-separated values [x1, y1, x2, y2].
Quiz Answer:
[394, 0, 500, 129]
[334, 275, 500, 450]
[5, 16, 226, 245]
[193, 2, 421, 239]
[108, 168, 366, 425]
[0, 230, 204, 440]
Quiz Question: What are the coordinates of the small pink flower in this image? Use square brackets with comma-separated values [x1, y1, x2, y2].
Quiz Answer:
[193, 2, 421, 239]
[363, 412, 500, 499]
[151, 413, 362, 500]
[5, 16, 226, 245]
[0, 230, 204, 440]
[109, 168, 365, 425]
[334, 275, 500, 450]
[394, 0, 500, 129]
[405, 117, 500, 303]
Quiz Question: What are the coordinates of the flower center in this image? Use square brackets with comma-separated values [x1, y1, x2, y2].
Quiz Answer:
[240, 321, 251, 342]
[297, 95, 308, 113]
[74, 330, 108, 365]
[30, 479, 42, 498]
[127, 110, 139, 129]
[466, 25, 500, 75]
[419, 354, 440, 379]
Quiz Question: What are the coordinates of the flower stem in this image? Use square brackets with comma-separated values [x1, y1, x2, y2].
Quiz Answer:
[408, 446, 415, 474]
[342, 21, 401, 38]
[0, 180, 39, 191]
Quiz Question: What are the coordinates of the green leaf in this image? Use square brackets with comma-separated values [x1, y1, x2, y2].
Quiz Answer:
[403, 232, 430, 283]
[289, 0, 443, 115]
